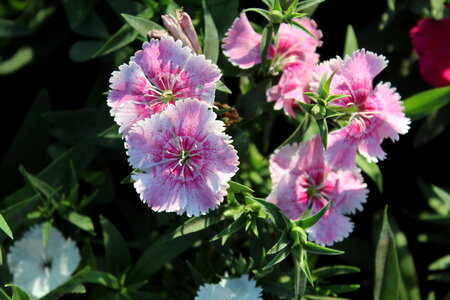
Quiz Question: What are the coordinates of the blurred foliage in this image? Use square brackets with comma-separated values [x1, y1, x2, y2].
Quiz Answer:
[1, 0, 450, 299]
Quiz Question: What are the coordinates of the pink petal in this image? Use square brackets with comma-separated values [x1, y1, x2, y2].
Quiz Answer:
[326, 129, 360, 170]
[277, 18, 322, 58]
[222, 13, 275, 69]
[306, 199, 354, 246]
[296, 135, 326, 174]
[357, 131, 386, 163]
[326, 169, 368, 214]
[269, 143, 299, 185]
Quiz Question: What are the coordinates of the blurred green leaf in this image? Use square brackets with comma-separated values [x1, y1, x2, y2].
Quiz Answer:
[129, 231, 204, 282]
[279, 114, 315, 148]
[404, 86, 450, 121]
[216, 80, 232, 94]
[0, 18, 30, 37]
[208, 0, 239, 36]
[121, 14, 164, 38]
[0, 46, 33, 75]
[296, 0, 325, 11]
[296, 201, 330, 229]
[374, 207, 400, 300]
[390, 217, 421, 300]
[263, 245, 291, 270]
[356, 154, 383, 193]
[235, 79, 271, 120]
[107, 0, 144, 15]
[227, 181, 254, 194]
[319, 284, 360, 294]
[165, 213, 223, 241]
[429, 255, 450, 271]
[414, 103, 450, 147]
[73, 11, 109, 39]
[343, 24, 358, 56]
[418, 178, 450, 216]
[5, 284, 31, 300]
[67, 212, 95, 235]
[94, 25, 138, 57]
[248, 196, 291, 230]
[0, 288, 11, 300]
[267, 229, 290, 255]
[0, 214, 13, 239]
[40, 267, 91, 300]
[19, 166, 59, 201]
[313, 265, 360, 279]
[62, 0, 95, 30]
[202, 0, 219, 63]
[80, 271, 120, 289]
[100, 215, 131, 274]
[304, 296, 350, 300]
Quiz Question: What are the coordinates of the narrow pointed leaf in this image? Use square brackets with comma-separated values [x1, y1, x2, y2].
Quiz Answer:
[121, 14, 164, 38]
[248, 196, 291, 230]
[209, 213, 247, 242]
[94, 25, 138, 57]
[203, 0, 219, 63]
[278, 114, 314, 148]
[374, 207, 400, 300]
[404, 86, 450, 121]
[216, 80, 232, 94]
[66, 212, 95, 235]
[356, 154, 383, 193]
[5, 285, 31, 300]
[313, 265, 360, 279]
[0, 214, 13, 239]
[295, 200, 330, 229]
[291, 20, 315, 38]
[296, 0, 325, 11]
[165, 214, 223, 241]
[316, 119, 328, 149]
[260, 25, 273, 69]
[267, 230, 291, 254]
[303, 242, 344, 255]
[263, 246, 291, 270]
[227, 181, 254, 194]
[343, 24, 358, 56]
[100, 215, 131, 274]
[243, 8, 272, 21]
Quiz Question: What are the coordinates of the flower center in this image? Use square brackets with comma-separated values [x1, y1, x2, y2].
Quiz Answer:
[41, 258, 53, 271]
[143, 71, 186, 110]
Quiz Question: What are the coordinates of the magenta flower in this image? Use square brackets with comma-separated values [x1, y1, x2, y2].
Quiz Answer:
[126, 99, 239, 216]
[222, 13, 321, 73]
[410, 17, 450, 87]
[108, 37, 221, 134]
[267, 136, 368, 246]
[311, 50, 410, 169]
[267, 54, 317, 117]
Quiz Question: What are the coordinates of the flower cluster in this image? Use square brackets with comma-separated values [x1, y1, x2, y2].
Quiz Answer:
[222, 13, 409, 245]
[195, 274, 263, 300]
[108, 36, 239, 216]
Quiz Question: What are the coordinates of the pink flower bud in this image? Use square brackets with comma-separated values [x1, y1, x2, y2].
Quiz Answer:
[176, 9, 202, 54]
[161, 14, 194, 51]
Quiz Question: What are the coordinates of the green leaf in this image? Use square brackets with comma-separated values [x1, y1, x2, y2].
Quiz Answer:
[19, 166, 59, 200]
[291, 19, 315, 38]
[267, 230, 290, 254]
[202, 0, 219, 63]
[69, 40, 104, 62]
[316, 118, 328, 149]
[0, 18, 31, 37]
[260, 25, 273, 69]
[389, 217, 421, 300]
[94, 25, 138, 57]
[403, 86, 450, 121]
[121, 14, 164, 38]
[278, 114, 315, 148]
[0, 288, 11, 300]
[356, 154, 383, 193]
[129, 232, 204, 282]
[374, 207, 400, 300]
[0, 214, 13, 239]
[414, 104, 450, 147]
[248, 196, 291, 230]
[243, 8, 272, 21]
[42, 220, 52, 247]
[429, 255, 450, 271]
[67, 212, 95, 235]
[100, 215, 131, 274]
[343, 24, 358, 56]
[5, 284, 31, 300]
[0, 46, 34, 75]
[216, 80, 232, 94]
[296, 201, 330, 229]
[209, 213, 247, 242]
[227, 181, 254, 194]
[263, 245, 291, 270]
[313, 265, 360, 279]
[296, 0, 325, 11]
[39, 267, 91, 300]
[303, 242, 344, 255]
[319, 284, 360, 294]
[80, 271, 120, 289]
[163, 213, 223, 241]
[62, 0, 95, 30]
[235, 79, 271, 120]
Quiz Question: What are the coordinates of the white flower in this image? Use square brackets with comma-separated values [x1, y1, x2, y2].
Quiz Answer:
[7, 223, 81, 298]
[195, 274, 263, 300]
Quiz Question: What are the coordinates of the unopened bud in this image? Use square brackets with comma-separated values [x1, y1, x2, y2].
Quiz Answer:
[176, 9, 202, 54]
[161, 14, 194, 50]
[311, 104, 326, 120]
[270, 10, 284, 24]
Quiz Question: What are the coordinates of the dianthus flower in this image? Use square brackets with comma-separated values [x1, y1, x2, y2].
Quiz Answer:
[126, 99, 239, 216]
[222, 13, 321, 117]
[195, 274, 263, 300]
[7, 224, 80, 298]
[222, 13, 321, 72]
[108, 36, 221, 134]
[268, 136, 368, 246]
[410, 17, 450, 87]
[311, 50, 410, 169]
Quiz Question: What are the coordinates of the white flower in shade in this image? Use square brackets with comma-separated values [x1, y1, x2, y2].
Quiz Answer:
[7, 223, 81, 298]
[195, 274, 263, 300]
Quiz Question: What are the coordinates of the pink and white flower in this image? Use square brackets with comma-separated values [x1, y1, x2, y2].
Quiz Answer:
[222, 13, 321, 72]
[126, 99, 239, 216]
[311, 49, 410, 169]
[108, 36, 221, 134]
[267, 136, 368, 246]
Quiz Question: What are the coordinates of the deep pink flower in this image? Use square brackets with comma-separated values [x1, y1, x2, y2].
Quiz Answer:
[267, 53, 318, 117]
[267, 136, 368, 246]
[108, 37, 221, 134]
[126, 99, 239, 216]
[222, 13, 321, 72]
[410, 17, 450, 87]
[311, 50, 410, 169]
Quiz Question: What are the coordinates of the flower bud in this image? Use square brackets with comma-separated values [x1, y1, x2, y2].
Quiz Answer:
[269, 10, 284, 24]
[176, 9, 202, 54]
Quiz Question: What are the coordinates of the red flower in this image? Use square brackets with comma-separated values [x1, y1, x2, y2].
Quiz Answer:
[410, 17, 450, 87]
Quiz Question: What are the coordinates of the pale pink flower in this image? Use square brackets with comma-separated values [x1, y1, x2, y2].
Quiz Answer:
[266, 53, 317, 117]
[311, 49, 410, 169]
[126, 99, 239, 216]
[267, 136, 368, 246]
[222, 13, 321, 72]
[108, 37, 221, 134]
